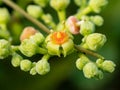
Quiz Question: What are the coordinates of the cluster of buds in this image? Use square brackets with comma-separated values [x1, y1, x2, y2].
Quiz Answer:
[0, 0, 116, 80]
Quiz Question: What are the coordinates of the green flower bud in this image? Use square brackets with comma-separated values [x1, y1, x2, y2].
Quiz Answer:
[30, 33, 45, 45]
[90, 15, 104, 26]
[30, 62, 37, 75]
[89, 0, 108, 13]
[11, 53, 23, 67]
[96, 58, 104, 68]
[27, 5, 43, 18]
[80, 20, 95, 36]
[36, 60, 50, 75]
[20, 59, 32, 71]
[101, 60, 116, 73]
[50, 0, 70, 11]
[76, 54, 90, 70]
[19, 39, 38, 57]
[0, 8, 10, 24]
[74, 0, 82, 6]
[0, 28, 11, 40]
[83, 62, 99, 79]
[0, 39, 11, 59]
[33, 0, 49, 7]
[86, 33, 107, 51]
[95, 70, 104, 80]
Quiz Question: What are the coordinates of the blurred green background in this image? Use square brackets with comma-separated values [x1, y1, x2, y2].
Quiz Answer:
[0, 0, 120, 90]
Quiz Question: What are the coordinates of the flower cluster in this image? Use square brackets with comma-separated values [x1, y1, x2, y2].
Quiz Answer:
[0, 0, 116, 79]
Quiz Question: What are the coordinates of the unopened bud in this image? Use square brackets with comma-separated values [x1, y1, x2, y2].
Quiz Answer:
[33, 0, 49, 7]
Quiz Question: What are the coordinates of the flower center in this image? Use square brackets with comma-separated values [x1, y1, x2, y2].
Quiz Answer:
[51, 31, 69, 45]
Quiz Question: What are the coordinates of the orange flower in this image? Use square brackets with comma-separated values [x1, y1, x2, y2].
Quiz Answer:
[50, 31, 69, 45]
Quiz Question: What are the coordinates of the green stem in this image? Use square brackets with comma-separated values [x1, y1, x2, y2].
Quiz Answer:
[37, 47, 48, 54]
[3, 0, 104, 60]
[74, 45, 104, 59]
[76, 6, 92, 19]
[41, 54, 51, 61]
[57, 10, 66, 22]
[2, 0, 50, 34]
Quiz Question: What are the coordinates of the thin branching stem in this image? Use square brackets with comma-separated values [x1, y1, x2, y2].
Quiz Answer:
[3, 0, 104, 59]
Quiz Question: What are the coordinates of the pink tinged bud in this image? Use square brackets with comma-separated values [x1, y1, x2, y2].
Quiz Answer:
[20, 26, 38, 42]
[66, 16, 80, 34]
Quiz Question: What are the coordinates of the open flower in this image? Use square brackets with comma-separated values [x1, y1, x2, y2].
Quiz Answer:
[45, 31, 74, 57]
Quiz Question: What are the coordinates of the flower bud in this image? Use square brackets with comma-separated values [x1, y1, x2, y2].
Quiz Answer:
[0, 39, 11, 59]
[76, 54, 90, 70]
[20, 59, 32, 71]
[66, 16, 80, 34]
[30, 33, 45, 45]
[90, 15, 104, 26]
[33, 0, 49, 7]
[86, 33, 107, 51]
[101, 60, 116, 73]
[19, 39, 38, 57]
[20, 26, 38, 42]
[27, 5, 43, 18]
[50, 0, 70, 11]
[95, 70, 104, 80]
[36, 60, 50, 75]
[80, 20, 95, 36]
[96, 58, 104, 68]
[0, 8, 10, 24]
[74, 0, 82, 6]
[83, 62, 99, 79]
[89, 0, 108, 13]
[11, 53, 23, 67]
[30, 62, 37, 75]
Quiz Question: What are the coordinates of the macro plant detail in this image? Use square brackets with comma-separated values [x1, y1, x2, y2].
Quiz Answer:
[0, 0, 116, 80]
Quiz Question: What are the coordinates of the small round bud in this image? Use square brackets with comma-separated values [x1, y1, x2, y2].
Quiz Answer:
[96, 58, 104, 68]
[33, 0, 49, 7]
[101, 60, 116, 73]
[83, 62, 99, 79]
[89, 0, 108, 13]
[20, 26, 38, 42]
[66, 16, 80, 34]
[95, 70, 104, 80]
[90, 15, 104, 26]
[11, 53, 23, 67]
[36, 60, 50, 75]
[20, 59, 32, 71]
[80, 20, 95, 36]
[50, 0, 70, 11]
[30, 33, 45, 45]
[86, 33, 107, 51]
[74, 0, 82, 6]
[30, 67, 37, 75]
[0, 39, 11, 59]
[27, 5, 43, 18]
[0, 8, 10, 24]
[19, 39, 38, 57]
[76, 54, 90, 70]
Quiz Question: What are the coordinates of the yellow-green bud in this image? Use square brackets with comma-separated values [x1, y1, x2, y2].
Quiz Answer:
[30, 33, 45, 45]
[90, 15, 104, 26]
[74, 0, 82, 6]
[33, 0, 49, 7]
[95, 70, 104, 80]
[30, 62, 37, 75]
[0, 8, 10, 24]
[96, 58, 104, 68]
[0, 39, 11, 59]
[101, 60, 116, 73]
[27, 5, 43, 18]
[20, 59, 32, 71]
[11, 53, 23, 67]
[19, 39, 37, 57]
[83, 62, 99, 79]
[36, 60, 50, 75]
[80, 20, 95, 36]
[76, 54, 90, 70]
[89, 0, 108, 13]
[86, 33, 107, 51]
[50, 0, 70, 11]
